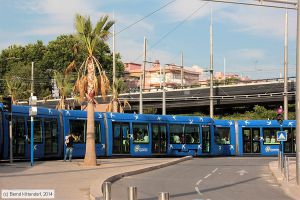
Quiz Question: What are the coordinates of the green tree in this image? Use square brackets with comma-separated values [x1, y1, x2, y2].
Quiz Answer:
[0, 41, 51, 98]
[73, 14, 114, 166]
[43, 34, 124, 82]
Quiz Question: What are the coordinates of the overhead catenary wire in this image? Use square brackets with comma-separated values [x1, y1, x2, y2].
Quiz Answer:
[133, 2, 210, 63]
[115, 0, 177, 36]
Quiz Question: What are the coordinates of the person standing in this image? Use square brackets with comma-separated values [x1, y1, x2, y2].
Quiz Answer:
[64, 133, 74, 162]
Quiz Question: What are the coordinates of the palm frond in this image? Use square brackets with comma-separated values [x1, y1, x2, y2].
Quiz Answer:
[65, 60, 76, 75]
[93, 15, 109, 36]
[75, 14, 86, 35]
[93, 75, 99, 96]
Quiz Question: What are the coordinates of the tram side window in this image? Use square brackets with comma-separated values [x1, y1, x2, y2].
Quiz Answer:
[133, 123, 149, 143]
[170, 124, 184, 144]
[185, 124, 200, 144]
[215, 127, 230, 145]
[27, 118, 43, 143]
[263, 128, 280, 145]
[69, 120, 86, 143]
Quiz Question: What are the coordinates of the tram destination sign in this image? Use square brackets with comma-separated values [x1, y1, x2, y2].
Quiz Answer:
[277, 131, 287, 142]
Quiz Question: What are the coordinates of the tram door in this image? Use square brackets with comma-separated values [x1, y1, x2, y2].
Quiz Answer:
[44, 119, 59, 155]
[284, 127, 296, 153]
[152, 124, 167, 154]
[242, 128, 260, 153]
[202, 125, 211, 153]
[112, 122, 130, 154]
[12, 116, 26, 158]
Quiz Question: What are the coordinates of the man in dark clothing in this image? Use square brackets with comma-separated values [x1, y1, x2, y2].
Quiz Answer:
[64, 133, 75, 162]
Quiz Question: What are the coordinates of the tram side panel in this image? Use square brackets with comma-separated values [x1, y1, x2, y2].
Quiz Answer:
[61, 110, 105, 158]
[212, 120, 236, 156]
[237, 120, 296, 156]
[2, 106, 63, 160]
[165, 115, 213, 157]
[105, 112, 154, 157]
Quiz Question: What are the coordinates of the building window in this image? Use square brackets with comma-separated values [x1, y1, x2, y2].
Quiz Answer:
[215, 127, 231, 145]
[133, 123, 149, 143]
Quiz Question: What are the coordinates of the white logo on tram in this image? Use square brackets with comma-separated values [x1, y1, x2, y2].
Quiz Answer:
[48, 109, 52, 115]
[267, 121, 272, 125]
[265, 146, 279, 153]
[134, 145, 148, 152]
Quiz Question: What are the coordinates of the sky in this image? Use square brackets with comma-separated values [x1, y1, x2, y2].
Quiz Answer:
[0, 0, 297, 79]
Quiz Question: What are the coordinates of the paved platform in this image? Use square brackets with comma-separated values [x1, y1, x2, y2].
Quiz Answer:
[0, 157, 191, 200]
[269, 159, 300, 200]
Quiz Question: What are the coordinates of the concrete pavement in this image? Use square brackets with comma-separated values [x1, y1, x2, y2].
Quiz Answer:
[0, 157, 191, 200]
[269, 159, 300, 200]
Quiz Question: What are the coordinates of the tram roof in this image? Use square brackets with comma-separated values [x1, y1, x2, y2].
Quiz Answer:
[237, 120, 296, 127]
[9, 105, 60, 116]
[106, 112, 213, 124]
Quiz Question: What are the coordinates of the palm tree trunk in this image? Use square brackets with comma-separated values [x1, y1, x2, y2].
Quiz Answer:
[113, 99, 119, 113]
[84, 101, 96, 166]
[84, 57, 97, 166]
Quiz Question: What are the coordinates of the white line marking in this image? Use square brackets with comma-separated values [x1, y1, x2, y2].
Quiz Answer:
[212, 168, 218, 173]
[195, 186, 203, 195]
[196, 179, 203, 185]
[204, 174, 211, 179]
[218, 172, 222, 175]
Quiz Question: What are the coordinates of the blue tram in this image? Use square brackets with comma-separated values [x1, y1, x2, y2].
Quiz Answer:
[61, 110, 106, 158]
[212, 120, 236, 156]
[1, 106, 63, 159]
[236, 120, 296, 156]
[105, 112, 213, 157]
[0, 104, 297, 160]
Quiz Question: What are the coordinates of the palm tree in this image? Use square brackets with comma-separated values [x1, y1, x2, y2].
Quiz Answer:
[53, 70, 73, 110]
[73, 14, 113, 166]
[106, 78, 131, 113]
[5, 76, 30, 104]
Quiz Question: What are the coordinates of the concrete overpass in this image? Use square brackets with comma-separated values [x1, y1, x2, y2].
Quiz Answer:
[30, 80, 296, 114]
[118, 80, 296, 114]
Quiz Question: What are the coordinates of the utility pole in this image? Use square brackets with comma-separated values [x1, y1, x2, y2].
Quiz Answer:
[284, 8, 289, 120]
[112, 12, 116, 87]
[143, 37, 147, 90]
[296, 0, 300, 185]
[209, 9, 214, 118]
[162, 65, 166, 115]
[224, 57, 226, 86]
[181, 51, 184, 88]
[139, 37, 147, 114]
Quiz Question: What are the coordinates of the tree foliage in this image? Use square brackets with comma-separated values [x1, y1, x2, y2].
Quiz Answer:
[0, 34, 124, 101]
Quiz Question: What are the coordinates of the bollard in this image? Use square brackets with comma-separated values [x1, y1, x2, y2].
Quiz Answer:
[284, 155, 287, 180]
[128, 186, 137, 200]
[102, 182, 112, 200]
[159, 192, 169, 200]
